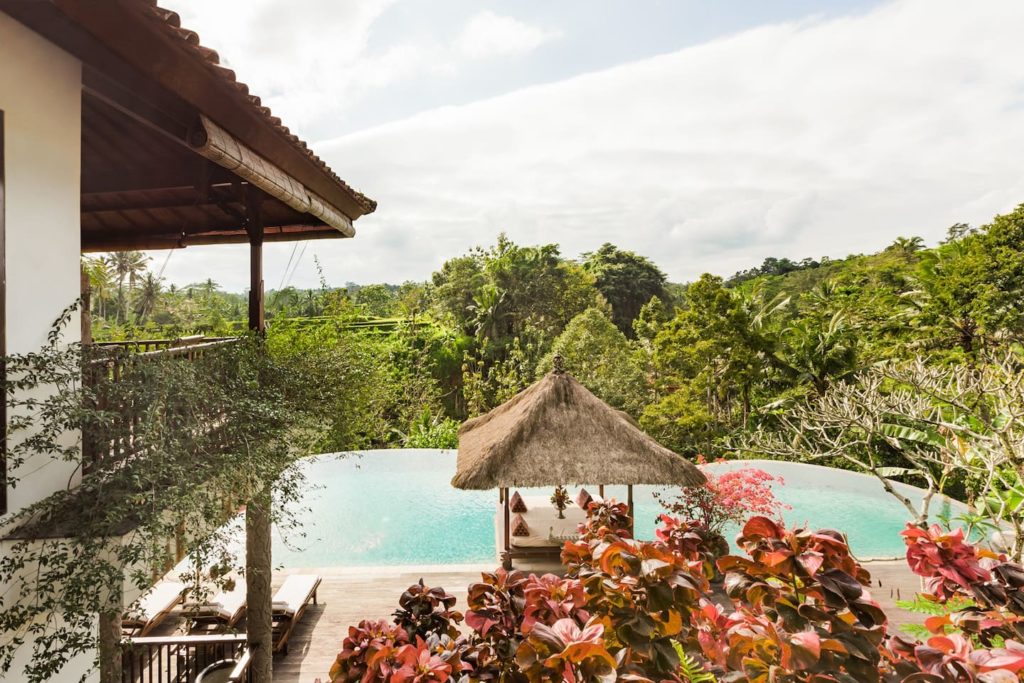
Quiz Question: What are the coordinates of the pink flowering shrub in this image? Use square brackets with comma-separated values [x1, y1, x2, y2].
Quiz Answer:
[657, 459, 789, 537]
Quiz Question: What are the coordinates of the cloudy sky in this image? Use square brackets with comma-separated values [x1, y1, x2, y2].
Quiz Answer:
[158, 0, 1024, 291]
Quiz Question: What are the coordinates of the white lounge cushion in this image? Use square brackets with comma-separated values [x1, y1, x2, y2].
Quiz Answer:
[186, 580, 246, 620]
[272, 575, 319, 616]
[125, 581, 185, 622]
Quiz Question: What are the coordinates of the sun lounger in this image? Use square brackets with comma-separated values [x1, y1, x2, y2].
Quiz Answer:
[271, 574, 321, 655]
[122, 580, 186, 637]
[185, 579, 247, 632]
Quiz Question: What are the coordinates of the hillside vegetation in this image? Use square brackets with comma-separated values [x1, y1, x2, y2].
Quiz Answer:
[83, 206, 1024, 459]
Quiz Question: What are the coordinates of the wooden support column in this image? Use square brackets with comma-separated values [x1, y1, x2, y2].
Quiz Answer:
[627, 485, 634, 537]
[80, 266, 92, 345]
[245, 185, 265, 333]
[501, 487, 511, 569]
[243, 184, 272, 682]
[502, 488, 510, 552]
[246, 490, 273, 683]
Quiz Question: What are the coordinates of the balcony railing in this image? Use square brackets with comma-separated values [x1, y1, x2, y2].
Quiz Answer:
[82, 336, 239, 474]
[122, 634, 252, 683]
[94, 336, 239, 357]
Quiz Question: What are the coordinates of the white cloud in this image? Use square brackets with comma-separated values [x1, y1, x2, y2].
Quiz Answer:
[287, 0, 1024, 288]
[456, 11, 562, 60]
[160, 0, 401, 133]
[160, 1, 560, 137]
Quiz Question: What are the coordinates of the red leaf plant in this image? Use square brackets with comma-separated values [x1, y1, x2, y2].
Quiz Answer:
[516, 618, 616, 683]
[326, 501, 1024, 683]
[391, 637, 459, 683]
[521, 573, 590, 634]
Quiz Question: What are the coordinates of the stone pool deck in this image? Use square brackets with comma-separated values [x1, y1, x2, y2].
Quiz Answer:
[145, 560, 923, 682]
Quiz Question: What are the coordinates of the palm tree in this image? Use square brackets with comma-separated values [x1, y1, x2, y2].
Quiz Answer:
[83, 257, 113, 320]
[106, 251, 150, 324]
[469, 284, 508, 344]
[133, 272, 164, 324]
[890, 236, 926, 257]
[201, 278, 219, 299]
[775, 311, 859, 395]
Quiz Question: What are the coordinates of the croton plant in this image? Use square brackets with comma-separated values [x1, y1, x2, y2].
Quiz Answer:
[322, 499, 1024, 682]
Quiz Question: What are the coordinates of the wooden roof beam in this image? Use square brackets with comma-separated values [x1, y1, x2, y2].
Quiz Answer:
[82, 225, 344, 253]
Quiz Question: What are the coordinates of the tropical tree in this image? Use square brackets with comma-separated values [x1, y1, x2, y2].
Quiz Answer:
[888, 235, 926, 256]
[83, 257, 113, 320]
[908, 206, 1024, 353]
[133, 272, 164, 324]
[106, 251, 150, 323]
[641, 275, 775, 454]
[468, 283, 508, 343]
[538, 307, 647, 415]
[353, 283, 397, 317]
[748, 352, 1024, 557]
[581, 242, 669, 336]
[774, 310, 859, 395]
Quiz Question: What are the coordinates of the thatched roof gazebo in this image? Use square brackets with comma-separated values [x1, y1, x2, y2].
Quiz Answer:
[452, 356, 705, 568]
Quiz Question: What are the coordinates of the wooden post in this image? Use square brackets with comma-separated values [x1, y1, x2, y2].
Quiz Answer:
[501, 487, 511, 569]
[502, 488, 510, 552]
[244, 184, 272, 682]
[245, 185, 265, 333]
[80, 266, 92, 345]
[246, 488, 273, 683]
[598, 484, 605, 499]
[627, 485, 634, 537]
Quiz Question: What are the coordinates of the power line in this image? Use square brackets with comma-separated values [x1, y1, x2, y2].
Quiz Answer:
[283, 242, 308, 291]
[278, 241, 299, 291]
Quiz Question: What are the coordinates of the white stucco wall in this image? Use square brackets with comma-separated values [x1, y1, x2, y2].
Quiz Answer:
[0, 11, 82, 517]
[0, 13, 91, 683]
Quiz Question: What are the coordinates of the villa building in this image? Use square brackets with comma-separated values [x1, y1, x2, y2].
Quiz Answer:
[0, 1, 374, 680]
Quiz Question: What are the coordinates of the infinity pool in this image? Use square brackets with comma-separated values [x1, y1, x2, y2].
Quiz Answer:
[272, 449, 963, 567]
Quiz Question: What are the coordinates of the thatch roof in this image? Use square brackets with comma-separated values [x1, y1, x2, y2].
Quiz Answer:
[451, 365, 706, 490]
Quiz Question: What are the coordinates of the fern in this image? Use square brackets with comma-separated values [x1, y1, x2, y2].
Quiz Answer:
[896, 595, 974, 615]
[673, 641, 716, 683]
[896, 595, 976, 638]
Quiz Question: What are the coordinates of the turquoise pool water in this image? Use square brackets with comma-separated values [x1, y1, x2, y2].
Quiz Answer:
[273, 449, 961, 568]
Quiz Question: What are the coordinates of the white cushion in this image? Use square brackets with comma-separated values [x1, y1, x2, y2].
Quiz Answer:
[271, 575, 319, 615]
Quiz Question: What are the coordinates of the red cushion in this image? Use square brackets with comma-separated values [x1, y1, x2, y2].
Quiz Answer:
[576, 488, 593, 510]
[509, 491, 527, 513]
[511, 514, 530, 537]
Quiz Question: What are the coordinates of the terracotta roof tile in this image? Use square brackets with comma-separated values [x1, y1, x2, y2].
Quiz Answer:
[136, 0, 376, 215]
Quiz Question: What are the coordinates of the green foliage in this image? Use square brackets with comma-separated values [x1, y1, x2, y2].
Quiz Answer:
[581, 242, 669, 336]
[0, 306, 358, 682]
[538, 307, 646, 415]
[397, 409, 461, 449]
[896, 595, 976, 639]
[641, 275, 772, 454]
[352, 283, 399, 317]
[432, 234, 597, 348]
[80, 206, 1024, 534]
[673, 643, 716, 683]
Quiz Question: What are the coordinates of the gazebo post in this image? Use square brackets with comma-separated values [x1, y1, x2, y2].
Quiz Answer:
[598, 484, 605, 498]
[627, 484, 634, 536]
[501, 487, 511, 569]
